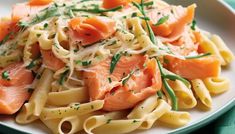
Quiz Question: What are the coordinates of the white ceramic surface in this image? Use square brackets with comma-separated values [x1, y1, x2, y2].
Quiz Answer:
[0, 0, 234, 134]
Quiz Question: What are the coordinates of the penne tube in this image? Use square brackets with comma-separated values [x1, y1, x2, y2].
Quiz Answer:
[191, 79, 212, 108]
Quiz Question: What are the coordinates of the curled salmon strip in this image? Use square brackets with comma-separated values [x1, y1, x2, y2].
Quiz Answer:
[164, 55, 221, 80]
[69, 17, 116, 47]
[148, 4, 196, 43]
[0, 62, 34, 114]
[83, 55, 162, 111]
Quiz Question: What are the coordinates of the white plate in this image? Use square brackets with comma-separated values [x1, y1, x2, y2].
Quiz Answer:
[0, 0, 235, 134]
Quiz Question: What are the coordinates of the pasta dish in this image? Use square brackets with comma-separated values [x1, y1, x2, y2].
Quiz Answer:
[0, 0, 234, 133]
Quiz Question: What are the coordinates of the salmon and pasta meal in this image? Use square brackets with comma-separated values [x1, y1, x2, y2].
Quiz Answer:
[0, 0, 234, 133]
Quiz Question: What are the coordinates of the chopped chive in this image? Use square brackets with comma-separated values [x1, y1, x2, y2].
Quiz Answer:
[132, 120, 140, 123]
[36, 34, 41, 37]
[132, 1, 157, 45]
[106, 119, 112, 124]
[157, 91, 164, 99]
[156, 59, 178, 111]
[26, 57, 41, 70]
[154, 15, 169, 26]
[73, 103, 80, 110]
[163, 78, 178, 110]
[43, 23, 48, 29]
[18, 21, 30, 29]
[19, 4, 60, 29]
[82, 61, 92, 66]
[58, 70, 69, 85]
[139, 16, 150, 21]
[143, 1, 154, 7]
[2, 71, 10, 81]
[122, 70, 136, 85]
[72, 6, 123, 13]
[108, 77, 112, 83]
[164, 74, 190, 88]
[185, 53, 211, 59]
[191, 20, 197, 31]
[76, 60, 92, 66]
[91, 105, 94, 109]
[131, 12, 137, 17]
[110, 53, 122, 74]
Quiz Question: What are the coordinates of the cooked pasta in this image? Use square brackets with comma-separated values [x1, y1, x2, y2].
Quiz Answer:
[191, 79, 212, 108]
[203, 77, 230, 95]
[0, 0, 233, 133]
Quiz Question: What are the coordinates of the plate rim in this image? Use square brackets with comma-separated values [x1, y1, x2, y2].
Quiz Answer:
[0, 1, 235, 134]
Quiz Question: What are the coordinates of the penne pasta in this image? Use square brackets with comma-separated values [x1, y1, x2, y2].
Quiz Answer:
[168, 80, 197, 109]
[191, 79, 212, 108]
[0, 0, 233, 133]
[40, 100, 104, 120]
[210, 34, 234, 65]
[199, 33, 226, 66]
[16, 69, 54, 124]
[127, 95, 159, 119]
[203, 77, 230, 94]
[139, 99, 171, 129]
[159, 111, 191, 127]
[47, 87, 89, 106]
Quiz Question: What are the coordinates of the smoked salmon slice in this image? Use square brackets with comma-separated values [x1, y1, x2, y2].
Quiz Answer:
[69, 17, 116, 46]
[41, 50, 65, 71]
[103, 58, 162, 111]
[0, 62, 34, 114]
[29, 0, 53, 6]
[0, 86, 30, 114]
[0, 62, 34, 87]
[102, 0, 141, 9]
[12, 2, 49, 23]
[164, 55, 221, 80]
[0, 18, 19, 42]
[0, 19, 13, 42]
[148, 4, 196, 42]
[83, 55, 162, 111]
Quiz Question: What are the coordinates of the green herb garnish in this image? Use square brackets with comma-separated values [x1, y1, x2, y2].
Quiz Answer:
[108, 77, 112, 83]
[132, 1, 157, 45]
[110, 53, 122, 74]
[76, 60, 92, 66]
[2, 71, 10, 81]
[19, 5, 60, 29]
[72, 6, 123, 13]
[143, 1, 154, 7]
[157, 91, 164, 99]
[131, 12, 137, 17]
[36, 34, 41, 37]
[191, 20, 197, 31]
[163, 74, 190, 88]
[132, 120, 140, 123]
[0, 32, 14, 46]
[185, 53, 211, 59]
[43, 23, 48, 29]
[122, 70, 136, 85]
[106, 119, 112, 124]
[26, 57, 41, 70]
[139, 16, 150, 21]
[156, 59, 178, 111]
[58, 70, 69, 85]
[163, 78, 178, 110]
[73, 103, 80, 110]
[154, 15, 169, 26]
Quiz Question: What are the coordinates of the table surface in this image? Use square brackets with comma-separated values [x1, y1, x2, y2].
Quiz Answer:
[192, 1, 235, 134]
